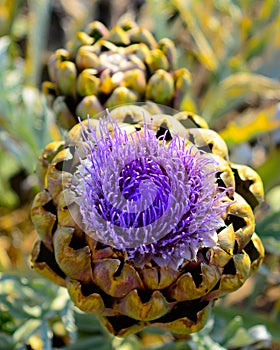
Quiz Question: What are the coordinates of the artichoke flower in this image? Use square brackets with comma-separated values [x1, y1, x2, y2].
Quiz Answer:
[31, 104, 264, 336]
[43, 20, 192, 129]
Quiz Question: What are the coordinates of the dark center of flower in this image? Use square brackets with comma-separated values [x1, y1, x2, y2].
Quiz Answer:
[92, 156, 172, 230]
[118, 157, 171, 224]
[95, 157, 171, 228]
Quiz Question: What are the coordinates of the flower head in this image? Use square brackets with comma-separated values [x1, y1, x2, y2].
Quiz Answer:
[70, 109, 230, 267]
[31, 104, 265, 336]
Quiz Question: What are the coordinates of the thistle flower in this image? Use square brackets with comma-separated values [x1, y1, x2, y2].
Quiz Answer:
[42, 20, 192, 129]
[73, 112, 229, 267]
[31, 104, 264, 336]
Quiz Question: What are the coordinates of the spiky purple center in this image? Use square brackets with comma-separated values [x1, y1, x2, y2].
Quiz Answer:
[73, 114, 229, 267]
[98, 157, 171, 228]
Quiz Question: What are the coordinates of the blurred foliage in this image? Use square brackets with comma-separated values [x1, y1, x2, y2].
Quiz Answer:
[0, 273, 276, 349]
[0, 0, 280, 349]
[142, 0, 280, 118]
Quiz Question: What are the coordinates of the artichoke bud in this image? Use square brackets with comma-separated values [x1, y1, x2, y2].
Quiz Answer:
[31, 104, 265, 336]
[76, 69, 100, 97]
[105, 87, 138, 108]
[43, 20, 198, 129]
[56, 60, 77, 97]
[75, 46, 100, 71]
[146, 70, 174, 104]
[76, 95, 103, 119]
[53, 96, 77, 130]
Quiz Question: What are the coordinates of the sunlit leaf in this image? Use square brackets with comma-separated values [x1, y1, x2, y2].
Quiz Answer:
[219, 103, 280, 145]
[201, 73, 280, 122]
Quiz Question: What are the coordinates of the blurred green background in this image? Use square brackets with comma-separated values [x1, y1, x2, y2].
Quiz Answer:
[0, 0, 280, 349]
